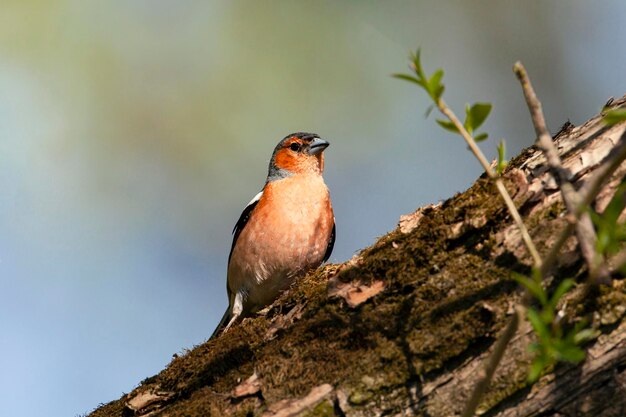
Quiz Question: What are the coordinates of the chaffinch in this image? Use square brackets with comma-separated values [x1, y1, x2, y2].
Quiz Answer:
[210, 132, 335, 339]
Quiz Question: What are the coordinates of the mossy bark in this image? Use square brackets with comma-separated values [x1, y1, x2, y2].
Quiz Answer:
[89, 96, 626, 417]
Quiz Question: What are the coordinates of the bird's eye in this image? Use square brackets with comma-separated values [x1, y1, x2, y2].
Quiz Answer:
[289, 143, 301, 152]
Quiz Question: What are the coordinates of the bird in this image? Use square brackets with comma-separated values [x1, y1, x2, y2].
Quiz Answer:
[210, 132, 335, 339]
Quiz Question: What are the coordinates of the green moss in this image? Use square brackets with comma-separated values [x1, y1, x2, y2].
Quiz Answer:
[348, 388, 374, 405]
[306, 400, 335, 416]
[595, 280, 626, 326]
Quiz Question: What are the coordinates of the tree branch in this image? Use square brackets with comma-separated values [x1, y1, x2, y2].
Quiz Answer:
[541, 129, 626, 279]
[513, 62, 603, 282]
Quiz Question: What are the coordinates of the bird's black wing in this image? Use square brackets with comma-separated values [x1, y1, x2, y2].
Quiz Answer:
[323, 221, 335, 263]
[228, 191, 262, 264]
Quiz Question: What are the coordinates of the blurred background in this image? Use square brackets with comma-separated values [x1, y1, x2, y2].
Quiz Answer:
[1, 1, 625, 416]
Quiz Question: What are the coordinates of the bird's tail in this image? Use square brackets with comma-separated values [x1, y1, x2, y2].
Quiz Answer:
[209, 307, 232, 340]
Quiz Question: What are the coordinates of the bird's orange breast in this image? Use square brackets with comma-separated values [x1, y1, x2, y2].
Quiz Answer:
[227, 173, 334, 312]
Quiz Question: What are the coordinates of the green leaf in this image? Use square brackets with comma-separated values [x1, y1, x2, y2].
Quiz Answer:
[548, 278, 575, 311]
[427, 69, 445, 100]
[528, 357, 547, 382]
[497, 140, 506, 161]
[592, 182, 626, 255]
[392, 73, 425, 88]
[513, 273, 547, 305]
[464, 104, 473, 133]
[474, 132, 488, 142]
[467, 103, 492, 132]
[434, 83, 445, 101]
[496, 140, 507, 175]
[527, 307, 551, 343]
[531, 267, 543, 282]
[528, 341, 541, 354]
[410, 49, 425, 80]
[603, 108, 626, 125]
[395, 50, 446, 103]
[436, 119, 459, 133]
[573, 328, 596, 344]
[554, 343, 585, 363]
[424, 104, 435, 118]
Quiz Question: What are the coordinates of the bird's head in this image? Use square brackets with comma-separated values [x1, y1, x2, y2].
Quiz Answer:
[267, 132, 329, 182]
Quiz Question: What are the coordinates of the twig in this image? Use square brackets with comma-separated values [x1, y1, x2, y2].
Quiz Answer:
[541, 129, 626, 278]
[541, 221, 576, 278]
[437, 99, 543, 268]
[607, 249, 626, 276]
[513, 62, 603, 282]
[579, 129, 626, 209]
[461, 305, 523, 417]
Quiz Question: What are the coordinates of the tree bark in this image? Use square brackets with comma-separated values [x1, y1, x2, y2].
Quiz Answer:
[89, 96, 626, 417]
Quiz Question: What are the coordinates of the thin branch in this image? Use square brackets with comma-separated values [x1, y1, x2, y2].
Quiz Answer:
[579, 129, 626, 209]
[461, 305, 524, 417]
[513, 62, 603, 282]
[437, 98, 543, 268]
[541, 221, 576, 278]
[541, 129, 626, 278]
[512, 63, 576, 196]
[437, 99, 495, 177]
[608, 248, 626, 276]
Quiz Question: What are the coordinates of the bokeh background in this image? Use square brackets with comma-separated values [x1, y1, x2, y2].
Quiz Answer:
[1, 1, 625, 416]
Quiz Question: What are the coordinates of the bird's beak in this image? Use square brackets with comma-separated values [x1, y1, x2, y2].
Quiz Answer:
[307, 137, 329, 155]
